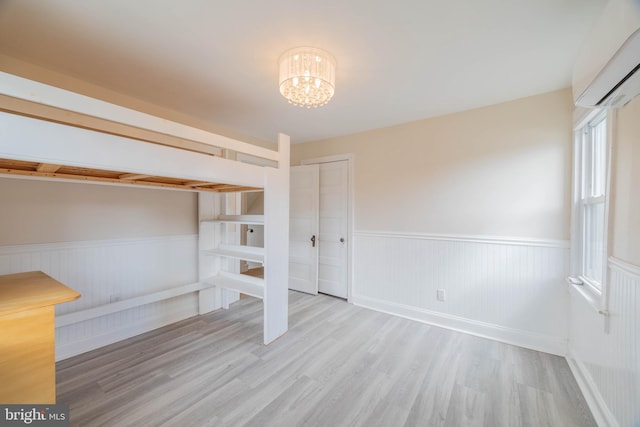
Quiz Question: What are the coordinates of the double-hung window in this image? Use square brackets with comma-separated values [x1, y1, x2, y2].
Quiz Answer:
[571, 110, 611, 304]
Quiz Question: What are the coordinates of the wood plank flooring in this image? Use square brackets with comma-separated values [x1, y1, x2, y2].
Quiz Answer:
[56, 291, 596, 427]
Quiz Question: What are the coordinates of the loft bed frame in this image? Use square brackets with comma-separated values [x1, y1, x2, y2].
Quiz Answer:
[0, 71, 290, 345]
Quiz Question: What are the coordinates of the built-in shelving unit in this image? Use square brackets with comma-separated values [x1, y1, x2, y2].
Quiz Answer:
[199, 210, 266, 300]
[198, 194, 268, 310]
[201, 243, 265, 264]
[194, 139, 290, 345]
[202, 271, 264, 299]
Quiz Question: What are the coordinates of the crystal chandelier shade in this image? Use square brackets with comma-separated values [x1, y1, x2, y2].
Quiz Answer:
[279, 47, 336, 108]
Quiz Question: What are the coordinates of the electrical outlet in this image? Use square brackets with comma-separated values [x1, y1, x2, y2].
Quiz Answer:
[436, 289, 446, 302]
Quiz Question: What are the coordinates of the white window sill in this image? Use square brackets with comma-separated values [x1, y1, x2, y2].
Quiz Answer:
[566, 277, 607, 315]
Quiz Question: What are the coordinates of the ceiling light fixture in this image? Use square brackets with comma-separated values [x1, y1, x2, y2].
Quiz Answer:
[279, 47, 336, 108]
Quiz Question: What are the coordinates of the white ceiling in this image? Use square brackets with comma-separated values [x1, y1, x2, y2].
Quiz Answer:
[0, 0, 605, 144]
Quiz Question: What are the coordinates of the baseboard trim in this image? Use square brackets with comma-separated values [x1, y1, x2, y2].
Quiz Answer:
[566, 350, 618, 427]
[352, 294, 568, 356]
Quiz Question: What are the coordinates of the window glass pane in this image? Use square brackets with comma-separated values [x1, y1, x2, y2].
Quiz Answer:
[580, 133, 588, 200]
[583, 202, 605, 287]
[590, 117, 607, 197]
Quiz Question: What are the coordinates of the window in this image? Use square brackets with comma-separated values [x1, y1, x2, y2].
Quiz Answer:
[571, 110, 611, 300]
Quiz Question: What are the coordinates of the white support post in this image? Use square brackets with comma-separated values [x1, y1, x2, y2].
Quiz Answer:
[221, 151, 242, 307]
[263, 133, 290, 344]
[198, 192, 222, 314]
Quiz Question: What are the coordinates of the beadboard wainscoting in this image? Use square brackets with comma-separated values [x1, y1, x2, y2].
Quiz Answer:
[0, 235, 199, 360]
[567, 257, 640, 427]
[352, 231, 570, 356]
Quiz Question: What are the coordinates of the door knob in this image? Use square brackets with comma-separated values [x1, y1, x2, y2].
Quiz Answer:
[340, 237, 345, 243]
[311, 235, 316, 247]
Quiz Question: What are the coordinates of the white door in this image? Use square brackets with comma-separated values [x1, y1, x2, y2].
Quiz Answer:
[288, 165, 319, 294]
[318, 161, 349, 299]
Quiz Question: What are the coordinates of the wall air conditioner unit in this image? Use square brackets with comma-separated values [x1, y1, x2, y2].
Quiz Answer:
[573, 0, 640, 108]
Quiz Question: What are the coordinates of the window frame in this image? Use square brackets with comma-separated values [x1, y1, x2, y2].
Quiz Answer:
[570, 108, 614, 311]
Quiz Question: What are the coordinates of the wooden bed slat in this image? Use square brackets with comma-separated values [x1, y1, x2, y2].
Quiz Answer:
[0, 159, 39, 171]
[36, 163, 61, 173]
[183, 181, 212, 187]
[0, 160, 260, 193]
[119, 173, 151, 180]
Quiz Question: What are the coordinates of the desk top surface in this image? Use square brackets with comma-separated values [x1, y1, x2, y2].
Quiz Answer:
[0, 271, 80, 316]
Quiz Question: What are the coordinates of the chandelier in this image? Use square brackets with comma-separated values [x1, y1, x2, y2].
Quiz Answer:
[279, 47, 336, 108]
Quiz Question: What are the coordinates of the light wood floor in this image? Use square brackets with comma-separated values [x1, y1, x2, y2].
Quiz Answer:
[57, 291, 596, 426]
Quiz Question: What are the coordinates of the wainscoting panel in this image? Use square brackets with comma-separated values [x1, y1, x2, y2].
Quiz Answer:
[0, 235, 199, 360]
[352, 231, 570, 355]
[567, 257, 640, 427]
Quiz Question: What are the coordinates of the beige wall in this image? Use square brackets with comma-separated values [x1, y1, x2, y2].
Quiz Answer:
[292, 89, 573, 240]
[611, 95, 640, 265]
[0, 179, 197, 245]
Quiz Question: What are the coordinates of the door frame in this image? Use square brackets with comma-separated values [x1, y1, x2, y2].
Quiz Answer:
[300, 154, 354, 303]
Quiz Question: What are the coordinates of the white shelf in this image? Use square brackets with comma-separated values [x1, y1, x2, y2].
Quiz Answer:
[201, 244, 264, 264]
[201, 214, 264, 225]
[203, 271, 264, 299]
